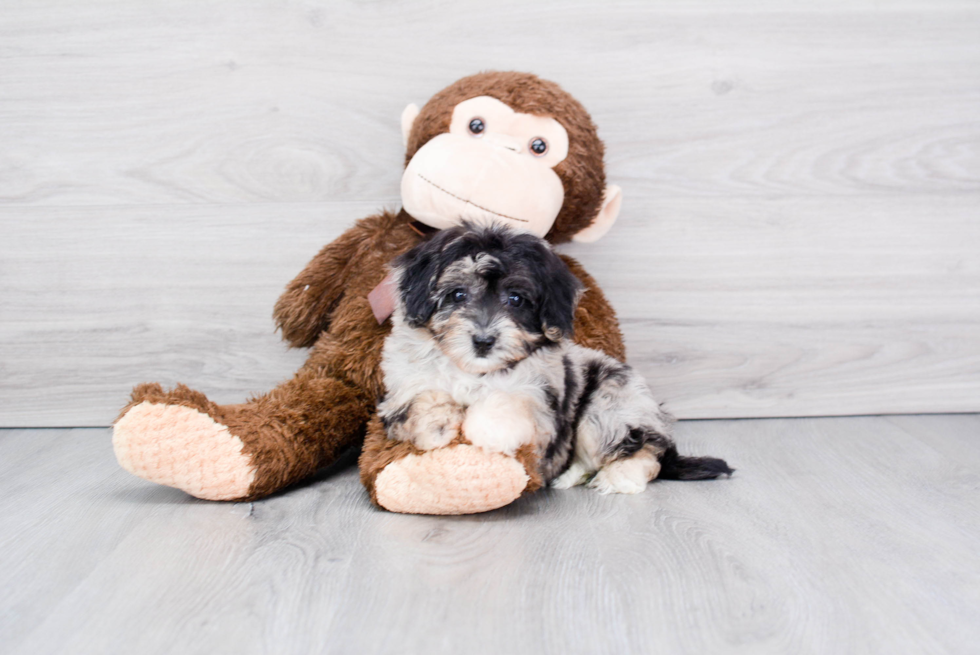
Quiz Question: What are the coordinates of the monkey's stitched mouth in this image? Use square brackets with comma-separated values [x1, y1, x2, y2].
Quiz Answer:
[417, 174, 529, 224]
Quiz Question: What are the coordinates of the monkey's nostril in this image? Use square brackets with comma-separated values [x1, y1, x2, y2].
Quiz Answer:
[472, 335, 497, 356]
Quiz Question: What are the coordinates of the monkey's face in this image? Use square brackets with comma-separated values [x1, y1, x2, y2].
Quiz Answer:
[401, 96, 570, 238]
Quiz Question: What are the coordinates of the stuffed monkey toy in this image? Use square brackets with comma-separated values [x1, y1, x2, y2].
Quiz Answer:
[113, 71, 626, 514]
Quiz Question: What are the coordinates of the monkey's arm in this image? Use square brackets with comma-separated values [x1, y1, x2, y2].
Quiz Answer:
[559, 254, 626, 362]
[274, 213, 402, 348]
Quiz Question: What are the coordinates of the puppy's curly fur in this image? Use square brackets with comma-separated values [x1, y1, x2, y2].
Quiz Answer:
[379, 224, 733, 493]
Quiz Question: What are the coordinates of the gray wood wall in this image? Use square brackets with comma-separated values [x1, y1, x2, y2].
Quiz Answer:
[2, 0, 979, 427]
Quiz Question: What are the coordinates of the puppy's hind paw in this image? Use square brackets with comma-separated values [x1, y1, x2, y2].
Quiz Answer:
[550, 462, 590, 490]
[588, 461, 650, 495]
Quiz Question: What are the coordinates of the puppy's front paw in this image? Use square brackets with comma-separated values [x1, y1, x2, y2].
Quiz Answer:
[413, 412, 462, 450]
[463, 392, 538, 456]
[414, 393, 465, 450]
[389, 391, 464, 451]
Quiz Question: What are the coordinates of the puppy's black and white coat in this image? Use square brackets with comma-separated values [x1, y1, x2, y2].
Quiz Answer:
[379, 224, 732, 494]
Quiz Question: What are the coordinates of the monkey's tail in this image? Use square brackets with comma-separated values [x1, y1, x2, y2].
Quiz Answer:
[658, 444, 734, 480]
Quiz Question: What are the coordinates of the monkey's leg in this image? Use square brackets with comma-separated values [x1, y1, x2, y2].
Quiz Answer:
[359, 414, 542, 515]
[113, 369, 372, 501]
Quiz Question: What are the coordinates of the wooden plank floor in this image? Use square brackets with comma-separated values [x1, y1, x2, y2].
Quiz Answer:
[3, 415, 977, 655]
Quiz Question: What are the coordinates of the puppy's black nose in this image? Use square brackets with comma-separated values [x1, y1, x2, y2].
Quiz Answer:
[472, 334, 496, 357]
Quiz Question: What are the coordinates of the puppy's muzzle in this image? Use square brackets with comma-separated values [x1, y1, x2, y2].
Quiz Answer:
[472, 333, 497, 357]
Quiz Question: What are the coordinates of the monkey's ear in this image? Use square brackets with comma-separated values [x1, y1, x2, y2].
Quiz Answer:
[401, 103, 420, 148]
[571, 184, 622, 244]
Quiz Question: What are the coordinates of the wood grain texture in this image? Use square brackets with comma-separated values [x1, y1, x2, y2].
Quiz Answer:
[3, 415, 979, 654]
[566, 195, 980, 418]
[3, 1, 979, 206]
[2, 0, 979, 425]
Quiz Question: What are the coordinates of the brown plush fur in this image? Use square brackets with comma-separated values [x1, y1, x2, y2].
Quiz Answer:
[121, 377, 372, 501]
[116, 71, 625, 504]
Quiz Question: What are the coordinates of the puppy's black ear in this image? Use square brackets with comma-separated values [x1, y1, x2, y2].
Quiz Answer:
[393, 227, 461, 327]
[534, 245, 583, 342]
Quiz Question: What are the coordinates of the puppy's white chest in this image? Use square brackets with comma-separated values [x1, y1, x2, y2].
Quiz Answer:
[432, 364, 513, 408]
[381, 324, 495, 406]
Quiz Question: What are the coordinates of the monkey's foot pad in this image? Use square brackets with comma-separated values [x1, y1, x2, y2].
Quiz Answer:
[374, 444, 529, 515]
[113, 402, 256, 501]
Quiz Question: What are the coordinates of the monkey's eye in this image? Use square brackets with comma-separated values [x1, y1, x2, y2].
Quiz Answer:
[468, 118, 485, 137]
[449, 288, 469, 304]
[529, 137, 548, 156]
[506, 293, 525, 308]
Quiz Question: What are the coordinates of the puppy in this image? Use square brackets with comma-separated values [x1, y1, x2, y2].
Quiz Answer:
[378, 223, 732, 494]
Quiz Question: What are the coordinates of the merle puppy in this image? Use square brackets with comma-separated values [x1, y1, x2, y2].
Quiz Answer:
[378, 223, 732, 494]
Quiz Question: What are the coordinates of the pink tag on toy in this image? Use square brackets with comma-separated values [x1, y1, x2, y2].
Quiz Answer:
[368, 273, 397, 324]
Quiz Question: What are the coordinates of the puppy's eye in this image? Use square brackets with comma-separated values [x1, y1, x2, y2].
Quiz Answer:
[506, 293, 525, 308]
[449, 289, 468, 304]
[529, 137, 548, 156]
[468, 118, 485, 137]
